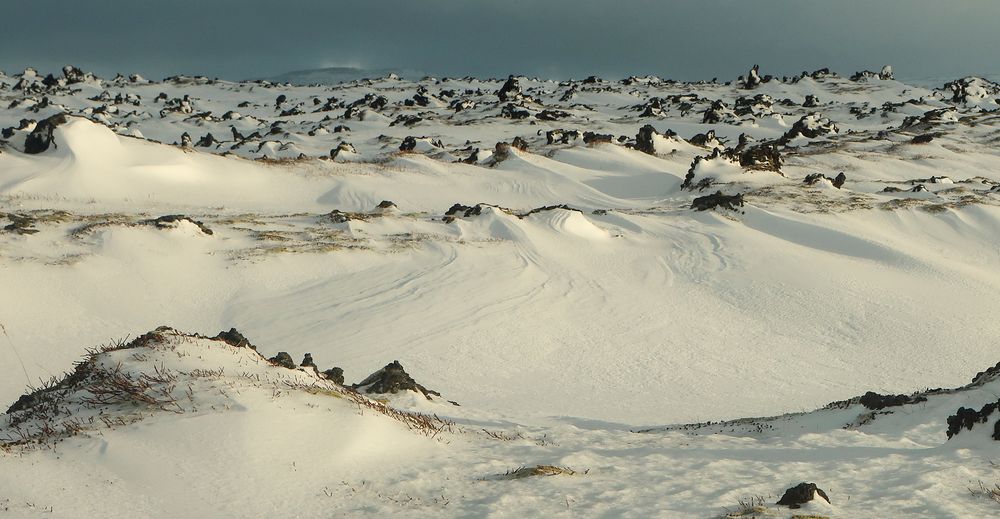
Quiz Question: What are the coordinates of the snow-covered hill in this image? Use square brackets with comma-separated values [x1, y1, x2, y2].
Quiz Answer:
[2, 64, 1000, 516]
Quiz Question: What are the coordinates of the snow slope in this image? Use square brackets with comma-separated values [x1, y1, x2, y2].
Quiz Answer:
[2, 65, 1000, 516]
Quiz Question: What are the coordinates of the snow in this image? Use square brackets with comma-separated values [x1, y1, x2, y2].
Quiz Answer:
[2, 66, 1000, 517]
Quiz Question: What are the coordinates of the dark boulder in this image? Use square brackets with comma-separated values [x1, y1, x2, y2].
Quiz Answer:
[691, 191, 744, 212]
[497, 75, 521, 102]
[400, 136, 417, 152]
[776, 482, 830, 509]
[688, 130, 717, 147]
[511, 136, 529, 151]
[300, 353, 316, 369]
[149, 215, 213, 235]
[742, 64, 762, 89]
[739, 142, 782, 172]
[353, 360, 440, 400]
[330, 141, 357, 159]
[323, 367, 345, 385]
[946, 399, 1000, 440]
[859, 391, 926, 410]
[635, 124, 658, 155]
[195, 133, 217, 148]
[268, 352, 296, 370]
[23, 113, 68, 154]
[213, 328, 254, 349]
[500, 103, 531, 119]
[536, 109, 570, 121]
[582, 132, 614, 145]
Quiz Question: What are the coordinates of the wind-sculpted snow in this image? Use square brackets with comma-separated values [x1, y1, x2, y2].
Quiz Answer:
[2, 65, 1000, 516]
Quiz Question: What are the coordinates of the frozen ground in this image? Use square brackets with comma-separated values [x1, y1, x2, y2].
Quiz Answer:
[1, 65, 1000, 517]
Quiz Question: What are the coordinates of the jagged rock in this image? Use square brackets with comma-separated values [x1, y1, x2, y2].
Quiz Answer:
[445, 203, 483, 219]
[944, 77, 1000, 104]
[911, 134, 935, 144]
[734, 94, 773, 117]
[322, 367, 345, 385]
[691, 191, 744, 212]
[268, 352, 296, 369]
[511, 136, 529, 151]
[946, 400, 1000, 440]
[195, 133, 217, 147]
[300, 353, 316, 369]
[776, 482, 830, 509]
[635, 124, 658, 155]
[880, 65, 894, 80]
[536, 109, 570, 121]
[780, 113, 839, 143]
[739, 142, 782, 172]
[544, 129, 580, 145]
[702, 100, 729, 124]
[493, 142, 513, 162]
[582, 131, 614, 145]
[149, 215, 213, 235]
[390, 114, 422, 127]
[688, 130, 718, 148]
[353, 360, 440, 400]
[329, 142, 357, 160]
[376, 200, 397, 210]
[459, 148, 480, 164]
[803, 95, 819, 108]
[23, 113, 68, 154]
[497, 75, 521, 102]
[500, 103, 531, 119]
[181, 132, 192, 147]
[859, 391, 926, 410]
[911, 184, 928, 192]
[400, 136, 417, 152]
[213, 328, 254, 349]
[803, 172, 847, 189]
[742, 64, 762, 89]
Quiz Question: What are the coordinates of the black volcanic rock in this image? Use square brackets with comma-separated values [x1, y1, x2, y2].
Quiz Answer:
[859, 391, 926, 410]
[776, 482, 830, 509]
[323, 367, 345, 385]
[268, 352, 296, 369]
[353, 360, 440, 400]
[23, 113, 68, 154]
[213, 328, 254, 349]
[739, 142, 782, 172]
[691, 191, 744, 212]
[583, 132, 614, 145]
[497, 75, 521, 102]
[635, 124, 659, 155]
[149, 215, 214, 235]
[946, 400, 1000, 440]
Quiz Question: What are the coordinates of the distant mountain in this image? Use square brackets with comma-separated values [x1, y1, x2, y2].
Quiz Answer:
[261, 66, 428, 85]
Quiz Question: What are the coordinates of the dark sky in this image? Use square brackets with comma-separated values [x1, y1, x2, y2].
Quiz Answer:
[2, 0, 998, 82]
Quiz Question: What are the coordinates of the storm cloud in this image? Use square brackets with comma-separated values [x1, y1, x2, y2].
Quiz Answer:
[1, 0, 997, 82]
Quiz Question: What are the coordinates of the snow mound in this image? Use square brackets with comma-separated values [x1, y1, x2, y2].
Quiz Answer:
[524, 207, 609, 240]
[48, 116, 126, 165]
[2, 327, 450, 450]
